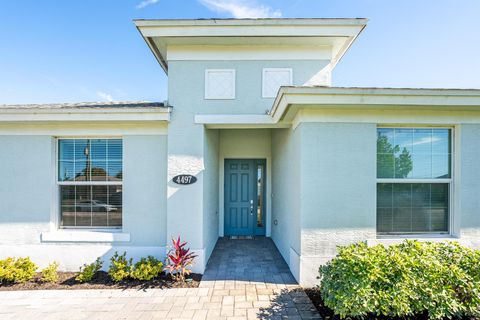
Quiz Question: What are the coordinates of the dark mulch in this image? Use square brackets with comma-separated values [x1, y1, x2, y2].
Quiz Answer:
[0, 271, 201, 291]
[305, 288, 479, 320]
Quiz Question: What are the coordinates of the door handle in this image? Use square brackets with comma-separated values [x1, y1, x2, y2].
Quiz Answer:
[250, 199, 254, 215]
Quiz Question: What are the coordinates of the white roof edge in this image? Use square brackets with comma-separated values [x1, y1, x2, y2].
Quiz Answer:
[271, 86, 480, 122]
[0, 108, 171, 122]
[134, 18, 368, 27]
[278, 86, 480, 96]
[0, 107, 171, 114]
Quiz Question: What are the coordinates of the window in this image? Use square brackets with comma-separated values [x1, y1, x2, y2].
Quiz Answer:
[262, 68, 292, 98]
[58, 139, 122, 228]
[376, 128, 451, 234]
[204, 69, 236, 99]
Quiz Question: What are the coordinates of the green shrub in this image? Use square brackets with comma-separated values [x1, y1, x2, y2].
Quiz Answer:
[108, 252, 132, 282]
[319, 240, 480, 319]
[131, 256, 163, 281]
[75, 258, 103, 283]
[41, 262, 59, 283]
[0, 257, 37, 283]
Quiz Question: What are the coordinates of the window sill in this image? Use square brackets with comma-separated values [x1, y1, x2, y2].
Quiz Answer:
[367, 235, 458, 246]
[41, 230, 130, 243]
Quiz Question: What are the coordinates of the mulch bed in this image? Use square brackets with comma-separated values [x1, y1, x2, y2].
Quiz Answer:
[305, 288, 479, 320]
[0, 271, 201, 291]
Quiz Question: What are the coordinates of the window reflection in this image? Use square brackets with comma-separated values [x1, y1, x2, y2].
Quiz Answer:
[257, 164, 264, 228]
[377, 128, 451, 179]
[58, 139, 123, 228]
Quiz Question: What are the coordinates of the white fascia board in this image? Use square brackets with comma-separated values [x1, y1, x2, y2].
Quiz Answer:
[194, 114, 288, 128]
[137, 24, 364, 38]
[134, 18, 367, 35]
[134, 18, 368, 28]
[271, 87, 480, 122]
[0, 108, 171, 122]
[167, 45, 332, 61]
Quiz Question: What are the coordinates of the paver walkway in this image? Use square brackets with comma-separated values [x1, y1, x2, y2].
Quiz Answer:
[0, 237, 321, 320]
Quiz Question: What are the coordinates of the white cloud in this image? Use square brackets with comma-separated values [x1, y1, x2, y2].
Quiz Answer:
[97, 91, 114, 102]
[135, 0, 159, 9]
[198, 0, 282, 18]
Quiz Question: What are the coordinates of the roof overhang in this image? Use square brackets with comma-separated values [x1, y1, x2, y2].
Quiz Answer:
[196, 87, 480, 129]
[271, 87, 480, 123]
[0, 107, 171, 123]
[134, 18, 367, 74]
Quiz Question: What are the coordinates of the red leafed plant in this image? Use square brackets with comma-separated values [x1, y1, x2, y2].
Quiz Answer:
[166, 236, 197, 282]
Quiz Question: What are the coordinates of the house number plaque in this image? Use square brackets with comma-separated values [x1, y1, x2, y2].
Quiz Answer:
[173, 174, 197, 185]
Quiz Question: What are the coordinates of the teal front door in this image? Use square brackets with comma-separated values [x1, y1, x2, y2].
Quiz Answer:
[224, 159, 266, 236]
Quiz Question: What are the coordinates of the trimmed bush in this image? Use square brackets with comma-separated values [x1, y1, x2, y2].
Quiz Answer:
[131, 256, 163, 281]
[75, 258, 103, 283]
[108, 252, 132, 282]
[319, 240, 480, 319]
[0, 257, 37, 283]
[41, 262, 59, 283]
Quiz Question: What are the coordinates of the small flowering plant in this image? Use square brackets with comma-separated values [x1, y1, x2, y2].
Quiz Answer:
[165, 236, 197, 282]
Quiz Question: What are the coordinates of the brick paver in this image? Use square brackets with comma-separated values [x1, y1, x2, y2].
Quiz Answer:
[0, 237, 321, 319]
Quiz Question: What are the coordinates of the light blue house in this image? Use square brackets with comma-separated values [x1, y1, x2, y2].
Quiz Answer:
[1, 18, 480, 286]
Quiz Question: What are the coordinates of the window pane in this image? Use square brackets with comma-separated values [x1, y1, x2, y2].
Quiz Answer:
[58, 161, 74, 181]
[92, 185, 108, 227]
[58, 138, 122, 228]
[394, 129, 413, 155]
[91, 161, 107, 181]
[107, 161, 122, 181]
[412, 129, 432, 154]
[75, 186, 91, 227]
[377, 128, 451, 179]
[108, 185, 122, 227]
[377, 154, 394, 178]
[411, 154, 431, 178]
[108, 140, 122, 160]
[91, 139, 107, 161]
[60, 186, 76, 227]
[432, 129, 451, 154]
[74, 161, 89, 181]
[377, 128, 394, 153]
[74, 139, 89, 161]
[432, 154, 450, 178]
[58, 140, 74, 161]
[377, 183, 449, 234]
[377, 208, 393, 233]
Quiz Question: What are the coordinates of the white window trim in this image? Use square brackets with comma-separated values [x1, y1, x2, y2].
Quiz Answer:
[262, 68, 293, 98]
[376, 126, 455, 237]
[55, 137, 123, 231]
[204, 69, 236, 100]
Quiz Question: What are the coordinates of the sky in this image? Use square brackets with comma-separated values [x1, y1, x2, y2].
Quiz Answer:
[1, 0, 480, 104]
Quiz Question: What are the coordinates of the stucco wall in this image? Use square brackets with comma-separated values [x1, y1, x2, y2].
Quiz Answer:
[123, 135, 168, 247]
[271, 127, 301, 280]
[167, 58, 323, 270]
[0, 133, 168, 270]
[297, 122, 377, 286]
[168, 60, 330, 115]
[0, 136, 52, 245]
[459, 124, 480, 248]
[203, 129, 220, 262]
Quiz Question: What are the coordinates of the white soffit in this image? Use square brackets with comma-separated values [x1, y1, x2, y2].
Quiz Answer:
[134, 18, 367, 73]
